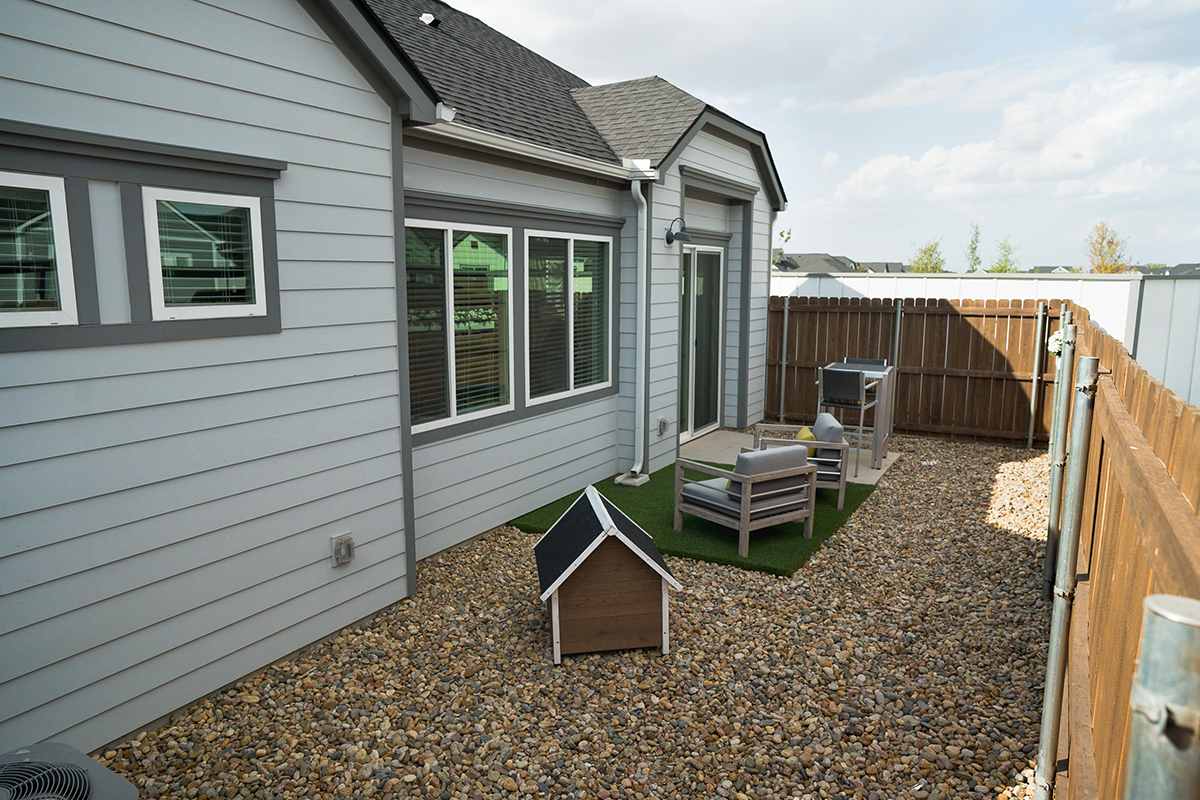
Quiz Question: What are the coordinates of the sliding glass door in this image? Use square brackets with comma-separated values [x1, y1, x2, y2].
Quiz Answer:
[679, 247, 723, 441]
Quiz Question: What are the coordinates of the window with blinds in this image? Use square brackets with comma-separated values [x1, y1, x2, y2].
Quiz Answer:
[406, 222, 512, 428]
[142, 187, 266, 320]
[526, 233, 610, 403]
[0, 170, 77, 328]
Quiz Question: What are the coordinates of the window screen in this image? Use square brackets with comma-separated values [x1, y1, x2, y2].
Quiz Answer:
[526, 234, 609, 401]
[453, 231, 510, 414]
[528, 236, 569, 397]
[406, 223, 512, 427]
[573, 239, 608, 389]
[406, 227, 449, 424]
[155, 199, 255, 306]
[0, 184, 61, 312]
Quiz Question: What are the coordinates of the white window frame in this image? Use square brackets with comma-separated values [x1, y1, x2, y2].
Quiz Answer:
[143, 186, 266, 320]
[524, 230, 613, 406]
[0, 170, 78, 328]
[406, 219, 515, 433]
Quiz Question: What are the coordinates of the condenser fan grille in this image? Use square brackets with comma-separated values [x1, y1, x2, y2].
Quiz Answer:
[0, 760, 91, 800]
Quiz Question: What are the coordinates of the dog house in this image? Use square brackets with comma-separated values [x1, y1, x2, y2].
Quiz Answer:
[534, 486, 682, 664]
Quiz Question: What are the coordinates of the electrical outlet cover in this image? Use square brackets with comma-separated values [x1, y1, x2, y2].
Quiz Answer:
[330, 532, 355, 566]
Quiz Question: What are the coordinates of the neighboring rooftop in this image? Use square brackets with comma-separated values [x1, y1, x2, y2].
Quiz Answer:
[775, 253, 859, 273]
[774, 253, 911, 273]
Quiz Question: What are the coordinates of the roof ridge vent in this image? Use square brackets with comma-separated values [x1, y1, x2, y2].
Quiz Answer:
[419, 12, 440, 27]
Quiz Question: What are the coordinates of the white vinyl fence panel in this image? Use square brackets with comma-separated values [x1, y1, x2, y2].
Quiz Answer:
[770, 272, 1200, 406]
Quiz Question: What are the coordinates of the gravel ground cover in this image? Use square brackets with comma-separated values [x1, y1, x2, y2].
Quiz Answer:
[100, 436, 1051, 800]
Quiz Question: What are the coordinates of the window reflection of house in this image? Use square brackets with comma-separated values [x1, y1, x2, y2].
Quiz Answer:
[0, 191, 59, 310]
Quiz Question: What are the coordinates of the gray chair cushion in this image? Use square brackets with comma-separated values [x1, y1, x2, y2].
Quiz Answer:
[813, 412, 843, 443]
[682, 477, 810, 522]
[726, 446, 808, 503]
[812, 412, 845, 466]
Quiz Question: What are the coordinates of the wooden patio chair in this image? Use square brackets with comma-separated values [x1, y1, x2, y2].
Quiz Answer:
[753, 412, 849, 509]
[674, 446, 816, 558]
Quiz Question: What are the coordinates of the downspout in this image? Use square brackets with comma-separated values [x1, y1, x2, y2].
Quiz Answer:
[616, 162, 655, 486]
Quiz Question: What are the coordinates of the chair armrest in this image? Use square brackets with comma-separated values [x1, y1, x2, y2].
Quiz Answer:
[675, 457, 742, 485]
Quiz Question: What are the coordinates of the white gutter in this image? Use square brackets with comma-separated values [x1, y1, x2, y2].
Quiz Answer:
[410, 120, 636, 182]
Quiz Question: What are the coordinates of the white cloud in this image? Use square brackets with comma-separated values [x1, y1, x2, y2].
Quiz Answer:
[820, 151, 839, 171]
[831, 64, 1200, 206]
[449, 0, 998, 100]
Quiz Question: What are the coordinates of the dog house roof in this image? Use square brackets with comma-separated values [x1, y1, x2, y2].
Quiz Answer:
[534, 486, 680, 602]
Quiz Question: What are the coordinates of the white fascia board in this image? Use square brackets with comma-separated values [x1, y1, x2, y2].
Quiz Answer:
[415, 121, 657, 182]
[611, 529, 682, 591]
[538, 532, 607, 602]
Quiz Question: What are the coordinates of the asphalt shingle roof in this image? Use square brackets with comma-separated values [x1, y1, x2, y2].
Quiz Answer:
[572, 77, 706, 167]
[362, 0, 619, 164]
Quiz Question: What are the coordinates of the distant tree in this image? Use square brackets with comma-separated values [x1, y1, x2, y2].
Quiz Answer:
[988, 237, 1020, 273]
[910, 240, 946, 273]
[775, 228, 792, 263]
[965, 222, 982, 273]
[1145, 262, 1167, 271]
[1085, 221, 1130, 273]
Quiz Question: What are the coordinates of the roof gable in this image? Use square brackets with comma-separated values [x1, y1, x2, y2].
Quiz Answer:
[534, 486, 679, 601]
[572, 77, 705, 166]
[360, 0, 619, 163]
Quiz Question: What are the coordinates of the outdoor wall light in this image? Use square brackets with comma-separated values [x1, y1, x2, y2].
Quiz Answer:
[665, 217, 692, 245]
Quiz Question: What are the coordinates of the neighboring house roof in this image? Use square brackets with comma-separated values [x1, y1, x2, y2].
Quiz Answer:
[534, 486, 679, 602]
[1029, 266, 1075, 274]
[1169, 263, 1200, 275]
[572, 77, 705, 167]
[361, 0, 620, 164]
[775, 253, 859, 273]
[860, 262, 908, 273]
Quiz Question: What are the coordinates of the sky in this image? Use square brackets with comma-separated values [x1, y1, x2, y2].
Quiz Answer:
[448, 0, 1200, 271]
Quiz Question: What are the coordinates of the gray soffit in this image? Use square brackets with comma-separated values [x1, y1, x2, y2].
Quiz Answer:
[307, 0, 439, 122]
[680, 165, 757, 203]
[0, 119, 286, 179]
[360, 0, 619, 163]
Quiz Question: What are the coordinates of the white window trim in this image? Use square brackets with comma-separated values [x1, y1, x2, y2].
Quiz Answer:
[143, 186, 266, 321]
[407, 219, 516, 433]
[0, 170, 78, 328]
[524, 230, 613, 407]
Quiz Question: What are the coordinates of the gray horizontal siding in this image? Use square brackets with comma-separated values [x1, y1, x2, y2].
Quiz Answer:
[413, 398, 619, 559]
[404, 138, 623, 217]
[0, 0, 407, 754]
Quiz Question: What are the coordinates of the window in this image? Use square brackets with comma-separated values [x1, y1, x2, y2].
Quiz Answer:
[525, 231, 610, 403]
[405, 221, 513, 428]
[143, 187, 266, 320]
[0, 170, 77, 327]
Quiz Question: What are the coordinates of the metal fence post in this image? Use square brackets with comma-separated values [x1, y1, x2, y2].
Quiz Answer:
[891, 298, 902, 436]
[779, 296, 789, 422]
[1047, 308, 1071, 456]
[1033, 355, 1099, 800]
[1122, 595, 1200, 799]
[1028, 302, 1047, 448]
[1043, 323, 1077, 600]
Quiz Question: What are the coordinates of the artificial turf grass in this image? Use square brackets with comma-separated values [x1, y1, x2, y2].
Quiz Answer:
[509, 462, 874, 577]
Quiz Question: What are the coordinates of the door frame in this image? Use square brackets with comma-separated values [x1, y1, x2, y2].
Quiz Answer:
[679, 244, 725, 443]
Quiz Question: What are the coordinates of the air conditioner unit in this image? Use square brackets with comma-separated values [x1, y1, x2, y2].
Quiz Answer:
[0, 742, 138, 800]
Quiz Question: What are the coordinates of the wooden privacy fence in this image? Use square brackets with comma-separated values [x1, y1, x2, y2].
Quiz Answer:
[1059, 301, 1200, 799]
[766, 297, 1064, 442]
